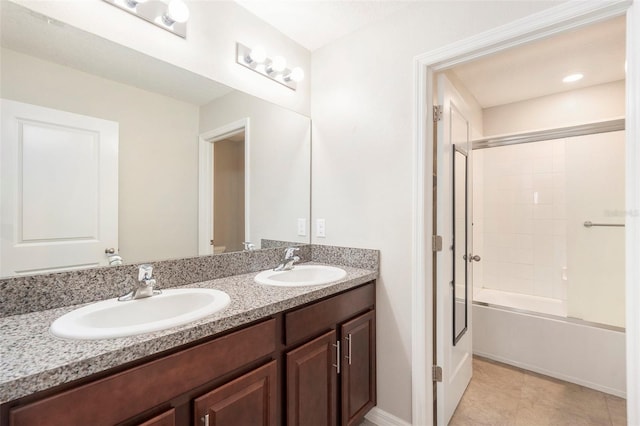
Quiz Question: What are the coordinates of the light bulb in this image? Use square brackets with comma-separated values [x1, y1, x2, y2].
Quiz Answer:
[562, 73, 583, 83]
[285, 67, 304, 82]
[269, 56, 287, 73]
[248, 46, 266, 64]
[162, 0, 189, 25]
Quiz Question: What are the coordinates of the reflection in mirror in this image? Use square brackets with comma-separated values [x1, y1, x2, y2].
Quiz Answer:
[0, 2, 310, 278]
[452, 145, 468, 345]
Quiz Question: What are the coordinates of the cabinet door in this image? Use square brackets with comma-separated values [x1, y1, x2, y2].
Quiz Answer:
[136, 408, 175, 426]
[286, 330, 338, 426]
[193, 361, 277, 426]
[341, 311, 376, 426]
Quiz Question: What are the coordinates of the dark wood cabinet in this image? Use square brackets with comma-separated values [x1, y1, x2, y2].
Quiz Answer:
[284, 283, 376, 426]
[194, 360, 277, 426]
[286, 330, 338, 426]
[2, 282, 375, 426]
[136, 409, 176, 426]
[340, 311, 376, 426]
[7, 319, 276, 426]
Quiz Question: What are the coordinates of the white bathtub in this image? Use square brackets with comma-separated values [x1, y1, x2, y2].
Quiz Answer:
[472, 291, 626, 397]
[473, 287, 567, 317]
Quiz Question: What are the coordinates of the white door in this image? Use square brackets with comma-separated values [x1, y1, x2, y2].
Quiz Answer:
[435, 74, 473, 424]
[1, 99, 118, 276]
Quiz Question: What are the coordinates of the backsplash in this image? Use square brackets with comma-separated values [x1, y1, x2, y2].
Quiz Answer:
[0, 244, 378, 317]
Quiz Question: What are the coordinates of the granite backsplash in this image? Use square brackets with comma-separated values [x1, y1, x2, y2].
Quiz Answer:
[0, 244, 379, 317]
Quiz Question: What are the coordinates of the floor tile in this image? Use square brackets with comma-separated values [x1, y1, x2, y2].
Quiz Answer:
[447, 357, 626, 426]
[606, 395, 627, 426]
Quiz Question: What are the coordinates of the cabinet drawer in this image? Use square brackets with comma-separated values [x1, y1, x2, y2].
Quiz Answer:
[136, 408, 176, 426]
[9, 319, 276, 426]
[285, 283, 374, 346]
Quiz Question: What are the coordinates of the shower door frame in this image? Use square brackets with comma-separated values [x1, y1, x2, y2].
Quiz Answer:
[411, 1, 640, 425]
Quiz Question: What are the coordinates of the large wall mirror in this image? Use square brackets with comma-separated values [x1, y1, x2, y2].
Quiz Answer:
[0, 2, 311, 278]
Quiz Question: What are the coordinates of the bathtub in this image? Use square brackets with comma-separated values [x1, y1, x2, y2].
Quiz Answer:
[472, 289, 626, 397]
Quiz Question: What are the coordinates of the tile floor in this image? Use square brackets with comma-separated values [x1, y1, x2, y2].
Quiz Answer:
[449, 357, 627, 426]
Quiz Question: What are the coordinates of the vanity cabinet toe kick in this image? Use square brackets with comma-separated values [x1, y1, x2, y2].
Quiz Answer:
[2, 281, 376, 426]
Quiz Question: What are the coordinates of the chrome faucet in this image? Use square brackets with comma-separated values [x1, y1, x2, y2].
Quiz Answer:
[274, 247, 300, 271]
[118, 264, 161, 301]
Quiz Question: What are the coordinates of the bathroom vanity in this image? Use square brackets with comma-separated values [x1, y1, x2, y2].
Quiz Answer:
[0, 257, 377, 426]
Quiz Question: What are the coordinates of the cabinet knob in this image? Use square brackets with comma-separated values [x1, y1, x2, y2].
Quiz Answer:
[202, 413, 210, 426]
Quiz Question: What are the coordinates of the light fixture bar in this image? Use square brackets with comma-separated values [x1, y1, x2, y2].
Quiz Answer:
[102, 0, 188, 38]
[236, 42, 303, 91]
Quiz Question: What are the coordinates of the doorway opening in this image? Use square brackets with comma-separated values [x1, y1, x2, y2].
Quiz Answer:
[198, 118, 250, 256]
[412, 2, 638, 425]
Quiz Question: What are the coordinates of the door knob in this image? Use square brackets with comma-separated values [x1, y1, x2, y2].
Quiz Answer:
[105, 248, 116, 254]
[470, 254, 481, 262]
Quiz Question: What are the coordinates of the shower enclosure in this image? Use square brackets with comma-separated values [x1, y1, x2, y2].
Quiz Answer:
[471, 120, 625, 329]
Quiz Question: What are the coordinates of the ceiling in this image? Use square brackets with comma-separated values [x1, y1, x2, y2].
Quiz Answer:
[234, 0, 410, 51]
[235, 2, 625, 107]
[450, 16, 626, 108]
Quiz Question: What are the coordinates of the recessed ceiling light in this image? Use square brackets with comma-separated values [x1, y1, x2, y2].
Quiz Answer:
[562, 73, 584, 83]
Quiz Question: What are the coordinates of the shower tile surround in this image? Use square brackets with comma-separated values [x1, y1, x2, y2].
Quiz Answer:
[0, 244, 378, 403]
[475, 140, 568, 301]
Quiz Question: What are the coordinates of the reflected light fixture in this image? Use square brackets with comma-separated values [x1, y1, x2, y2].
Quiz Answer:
[562, 73, 584, 83]
[236, 42, 304, 90]
[162, 0, 190, 26]
[102, 0, 189, 38]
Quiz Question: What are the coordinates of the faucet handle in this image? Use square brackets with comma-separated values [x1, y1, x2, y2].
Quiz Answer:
[284, 247, 300, 258]
[138, 264, 153, 281]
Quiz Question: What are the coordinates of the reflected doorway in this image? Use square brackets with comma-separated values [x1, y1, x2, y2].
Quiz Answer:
[213, 131, 245, 253]
[198, 118, 250, 256]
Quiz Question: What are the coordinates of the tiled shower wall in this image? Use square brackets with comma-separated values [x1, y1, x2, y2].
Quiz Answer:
[473, 140, 568, 301]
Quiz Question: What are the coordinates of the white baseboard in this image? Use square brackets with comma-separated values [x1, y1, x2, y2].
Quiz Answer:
[365, 407, 412, 426]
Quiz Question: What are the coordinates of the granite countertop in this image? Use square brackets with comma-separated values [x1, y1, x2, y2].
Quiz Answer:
[0, 263, 377, 404]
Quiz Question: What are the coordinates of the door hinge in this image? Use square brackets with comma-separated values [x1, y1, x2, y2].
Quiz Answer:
[432, 235, 443, 252]
[433, 105, 443, 122]
[432, 365, 443, 382]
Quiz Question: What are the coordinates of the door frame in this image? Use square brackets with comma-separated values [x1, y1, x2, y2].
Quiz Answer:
[411, 1, 639, 424]
[198, 118, 250, 255]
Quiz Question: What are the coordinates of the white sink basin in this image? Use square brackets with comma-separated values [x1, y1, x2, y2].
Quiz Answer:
[50, 288, 230, 340]
[255, 265, 347, 287]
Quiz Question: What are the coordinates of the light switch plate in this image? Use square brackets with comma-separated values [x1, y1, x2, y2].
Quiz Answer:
[316, 218, 326, 238]
[297, 218, 307, 236]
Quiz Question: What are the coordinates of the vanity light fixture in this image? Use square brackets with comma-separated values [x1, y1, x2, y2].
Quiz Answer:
[285, 67, 305, 83]
[162, 0, 190, 26]
[562, 73, 584, 83]
[102, 0, 189, 38]
[236, 42, 304, 90]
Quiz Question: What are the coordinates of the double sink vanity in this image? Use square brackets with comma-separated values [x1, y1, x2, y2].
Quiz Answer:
[0, 245, 378, 426]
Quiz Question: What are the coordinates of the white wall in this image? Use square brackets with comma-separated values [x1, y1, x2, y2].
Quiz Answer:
[1, 48, 200, 264]
[310, 1, 561, 421]
[200, 90, 311, 247]
[11, 0, 311, 116]
[483, 80, 625, 136]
